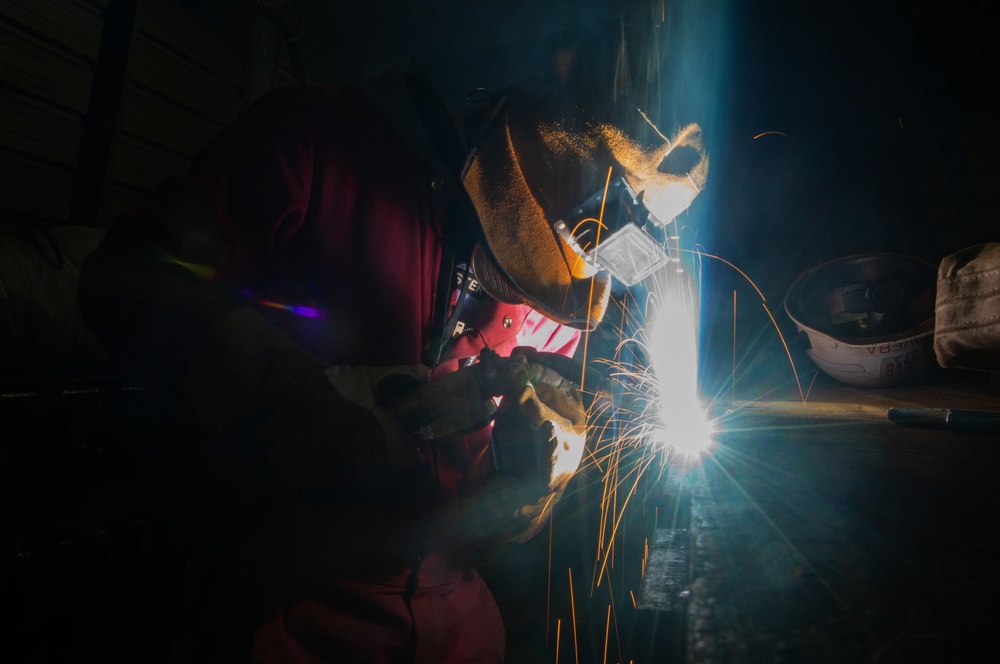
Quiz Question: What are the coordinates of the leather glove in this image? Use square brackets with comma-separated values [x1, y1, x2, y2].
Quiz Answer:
[464, 348, 588, 544]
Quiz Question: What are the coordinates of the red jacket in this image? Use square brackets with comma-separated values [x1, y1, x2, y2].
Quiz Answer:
[80, 83, 579, 663]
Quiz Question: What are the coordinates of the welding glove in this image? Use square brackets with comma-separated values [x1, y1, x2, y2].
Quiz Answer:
[465, 348, 588, 544]
[178, 308, 428, 494]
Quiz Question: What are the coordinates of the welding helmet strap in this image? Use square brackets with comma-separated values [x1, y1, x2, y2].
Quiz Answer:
[423, 189, 487, 366]
[425, 242, 458, 368]
[442, 253, 477, 342]
[352, 71, 489, 367]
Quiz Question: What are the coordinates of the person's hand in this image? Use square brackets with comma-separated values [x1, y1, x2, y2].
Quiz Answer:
[463, 348, 588, 544]
[496, 351, 587, 483]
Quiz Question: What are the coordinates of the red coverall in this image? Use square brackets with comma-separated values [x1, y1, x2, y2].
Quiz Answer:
[79, 83, 580, 662]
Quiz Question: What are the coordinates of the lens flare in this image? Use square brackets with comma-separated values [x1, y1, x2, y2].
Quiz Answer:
[644, 275, 716, 457]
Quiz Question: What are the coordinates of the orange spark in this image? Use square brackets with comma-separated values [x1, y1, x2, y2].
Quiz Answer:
[603, 604, 611, 664]
[684, 249, 766, 301]
[762, 301, 804, 403]
[733, 290, 737, 404]
[753, 130, 790, 139]
[568, 568, 579, 664]
[580, 166, 615, 391]
[684, 248, 806, 401]
[555, 619, 561, 664]
[597, 454, 656, 587]
[547, 515, 554, 644]
[805, 371, 819, 402]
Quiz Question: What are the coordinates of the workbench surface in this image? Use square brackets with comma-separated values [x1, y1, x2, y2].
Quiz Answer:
[677, 372, 1000, 663]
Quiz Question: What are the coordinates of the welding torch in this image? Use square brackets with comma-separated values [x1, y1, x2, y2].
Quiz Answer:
[382, 347, 621, 439]
[378, 347, 624, 477]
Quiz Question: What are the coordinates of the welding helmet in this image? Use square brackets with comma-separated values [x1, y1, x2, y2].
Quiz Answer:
[784, 253, 937, 387]
[463, 74, 708, 330]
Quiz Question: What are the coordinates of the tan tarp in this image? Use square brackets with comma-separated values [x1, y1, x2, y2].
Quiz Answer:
[934, 243, 1000, 371]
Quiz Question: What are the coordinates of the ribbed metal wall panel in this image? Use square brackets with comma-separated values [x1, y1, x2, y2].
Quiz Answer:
[0, 0, 251, 229]
[102, 0, 248, 226]
[0, 0, 103, 228]
[2, 0, 104, 63]
[0, 93, 82, 167]
[0, 155, 76, 222]
[118, 85, 220, 165]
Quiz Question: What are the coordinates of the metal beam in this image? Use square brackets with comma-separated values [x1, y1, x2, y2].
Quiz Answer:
[69, 0, 141, 228]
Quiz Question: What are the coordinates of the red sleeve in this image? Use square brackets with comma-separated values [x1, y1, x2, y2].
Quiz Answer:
[78, 86, 363, 387]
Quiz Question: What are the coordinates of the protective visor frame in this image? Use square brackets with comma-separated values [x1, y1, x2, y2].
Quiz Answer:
[552, 176, 670, 287]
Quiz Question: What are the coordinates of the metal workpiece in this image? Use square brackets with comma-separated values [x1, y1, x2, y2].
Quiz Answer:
[637, 527, 692, 612]
[636, 454, 698, 611]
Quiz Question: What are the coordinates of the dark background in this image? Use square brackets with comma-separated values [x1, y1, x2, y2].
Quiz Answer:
[2, 0, 999, 662]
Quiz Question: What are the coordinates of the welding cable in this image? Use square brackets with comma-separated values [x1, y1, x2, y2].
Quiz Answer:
[887, 406, 1000, 435]
[515, 349, 631, 414]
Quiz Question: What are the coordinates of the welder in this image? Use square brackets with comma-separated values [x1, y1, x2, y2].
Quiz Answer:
[78, 44, 707, 663]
